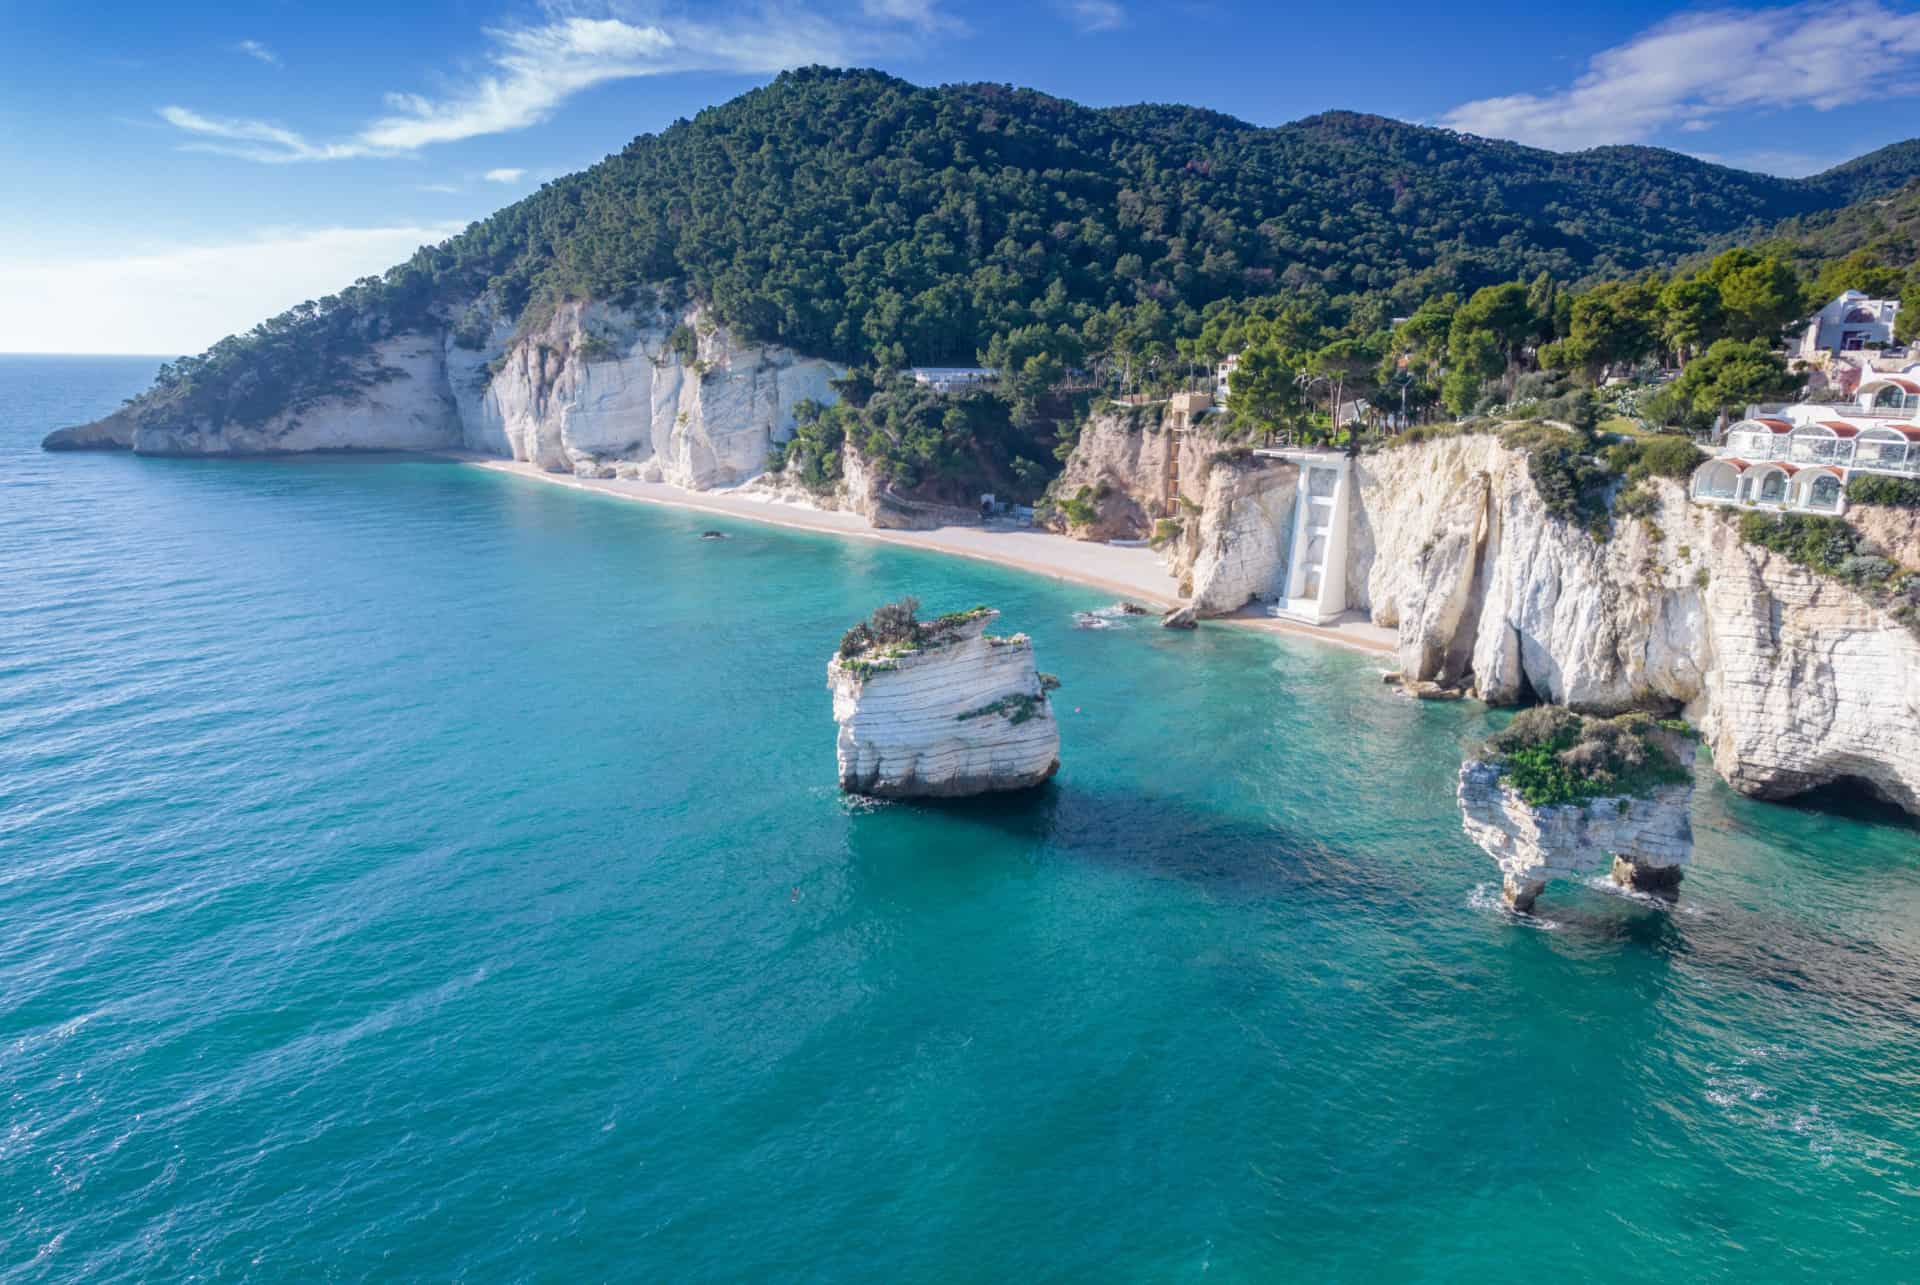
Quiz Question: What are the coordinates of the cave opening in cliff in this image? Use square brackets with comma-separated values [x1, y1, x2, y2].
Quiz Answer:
[1787, 778, 1920, 830]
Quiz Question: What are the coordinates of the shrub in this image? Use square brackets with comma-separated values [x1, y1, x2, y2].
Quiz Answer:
[1484, 708, 1692, 807]
[1059, 485, 1099, 528]
[1525, 438, 1608, 528]
[1847, 474, 1920, 508]
[668, 323, 699, 365]
[1614, 486, 1658, 521]
[1737, 511, 1869, 579]
[840, 599, 995, 660]
[1605, 433, 1704, 482]
[1512, 371, 1565, 402]
[1735, 511, 1920, 636]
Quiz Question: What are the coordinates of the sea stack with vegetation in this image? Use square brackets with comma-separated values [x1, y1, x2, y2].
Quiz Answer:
[1457, 708, 1697, 913]
[828, 599, 1060, 798]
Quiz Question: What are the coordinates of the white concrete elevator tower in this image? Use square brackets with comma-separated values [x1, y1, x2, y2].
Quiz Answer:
[1273, 451, 1352, 625]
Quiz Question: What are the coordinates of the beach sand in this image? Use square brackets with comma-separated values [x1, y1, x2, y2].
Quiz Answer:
[462, 456, 1398, 658]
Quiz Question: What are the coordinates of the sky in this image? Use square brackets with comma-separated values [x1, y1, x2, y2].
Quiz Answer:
[4, 0, 1920, 354]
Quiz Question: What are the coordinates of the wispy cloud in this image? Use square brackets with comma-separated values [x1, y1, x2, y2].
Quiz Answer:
[861, 0, 966, 33]
[160, 106, 366, 162]
[483, 167, 526, 183]
[418, 183, 463, 193]
[237, 39, 279, 66]
[1061, 0, 1126, 31]
[1442, 1, 1920, 152]
[161, 7, 931, 163]
[0, 223, 466, 354]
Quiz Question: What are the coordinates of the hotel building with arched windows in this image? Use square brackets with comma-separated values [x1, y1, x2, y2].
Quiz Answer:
[1690, 376, 1920, 515]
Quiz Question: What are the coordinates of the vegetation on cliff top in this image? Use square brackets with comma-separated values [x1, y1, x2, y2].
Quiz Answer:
[1483, 708, 1694, 808]
[836, 597, 994, 671]
[1737, 511, 1920, 633]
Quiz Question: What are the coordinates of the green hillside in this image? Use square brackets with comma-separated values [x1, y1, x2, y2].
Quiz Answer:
[123, 66, 1920, 432]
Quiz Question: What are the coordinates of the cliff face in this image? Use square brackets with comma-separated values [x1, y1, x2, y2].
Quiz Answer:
[827, 611, 1060, 798]
[1046, 411, 1214, 541]
[47, 335, 464, 455]
[1172, 455, 1297, 615]
[461, 302, 841, 487]
[1457, 759, 1694, 913]
[1048, 418, 1297, 616]
[46, 301, 841, 491]
[1348, 434, 1920, 810]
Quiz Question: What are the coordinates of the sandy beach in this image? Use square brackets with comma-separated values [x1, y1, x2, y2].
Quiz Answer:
[462, 456, 1398, 658]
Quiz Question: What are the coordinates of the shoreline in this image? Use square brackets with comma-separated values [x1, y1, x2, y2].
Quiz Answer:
[453, 455, 1399, 659]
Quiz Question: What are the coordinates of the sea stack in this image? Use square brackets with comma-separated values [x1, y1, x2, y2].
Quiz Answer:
[828, 599, 1060, 798]
[1457, 708, 1696, 913]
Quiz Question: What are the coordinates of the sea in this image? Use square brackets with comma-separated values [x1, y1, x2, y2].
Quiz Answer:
[3, 353, 1918, 1281]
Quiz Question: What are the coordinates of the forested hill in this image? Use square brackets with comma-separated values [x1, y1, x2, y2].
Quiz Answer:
[1748, 181, 1920, 280]
[443, 73, 1917, 357]
[117, 67, 1920, 426]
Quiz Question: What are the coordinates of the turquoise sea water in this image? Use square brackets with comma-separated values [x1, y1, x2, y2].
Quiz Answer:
[3, 354, 1919, 1281]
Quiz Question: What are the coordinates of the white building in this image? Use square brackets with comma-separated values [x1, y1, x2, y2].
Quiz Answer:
[1214, 354, 1241, 406]
[1796, 290, 1903, 360]
[1690, 376, 1920, 514]
[909, 367, 996, 395]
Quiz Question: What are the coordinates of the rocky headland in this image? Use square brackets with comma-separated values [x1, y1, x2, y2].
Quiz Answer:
[827, 600, 1060, 798]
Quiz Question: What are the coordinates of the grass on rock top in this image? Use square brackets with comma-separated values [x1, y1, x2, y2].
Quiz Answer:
[1484, 707, 1694, 808]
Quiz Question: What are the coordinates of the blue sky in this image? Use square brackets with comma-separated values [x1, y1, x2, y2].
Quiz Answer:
[5, 0, 1920, 353]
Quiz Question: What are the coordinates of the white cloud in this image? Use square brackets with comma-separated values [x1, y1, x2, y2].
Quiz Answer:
[0, 223, 465, 355]
[860, 0, 965, 32]
[1062, 0, 1126, 31]
[483, 167, 526, 183]
[418, 182, 462, 193]
[161, 8, 918, 163]
[160, 106, 366, 163]
[1442, 1, 1920, 152]
[237, 39, 279, 66]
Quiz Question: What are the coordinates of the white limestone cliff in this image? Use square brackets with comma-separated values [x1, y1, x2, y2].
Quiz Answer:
[1178, 456, 1298, 614]
[1457, 759, 1694, 913]
[48, 300, 841, 491]
[1129, 427, 1920, 813]
[461, 301, 841, 488]
[827, 609, 1060, 798]
[1345, 433, 1920, 812]
[52, 335, 464, 455]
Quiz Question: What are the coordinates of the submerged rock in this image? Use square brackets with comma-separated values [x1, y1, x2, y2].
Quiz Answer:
[1161, 605, 1199, 629]
[1457, 709, 1696, 913]
[828, 602, 1060, 798]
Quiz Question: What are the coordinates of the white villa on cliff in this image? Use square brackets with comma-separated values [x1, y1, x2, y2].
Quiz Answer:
[1690, 375, 1920, 513]
[1795, 290, 1903, 359]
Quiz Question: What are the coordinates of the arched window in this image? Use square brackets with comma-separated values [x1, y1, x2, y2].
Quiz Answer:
[1694, 462, 1740, 500]
[1808, 474, 1842, 511]
[1759, 470, 1788, 503]
[1857, 428, 1907, 470]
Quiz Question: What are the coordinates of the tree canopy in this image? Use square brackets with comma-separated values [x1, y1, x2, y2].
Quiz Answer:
[111, 67, 1920, 432]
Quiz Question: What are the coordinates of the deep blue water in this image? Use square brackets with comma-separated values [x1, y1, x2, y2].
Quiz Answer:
[3, 353, 1919, 1281]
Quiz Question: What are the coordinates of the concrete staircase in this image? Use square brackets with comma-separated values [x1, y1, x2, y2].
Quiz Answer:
[1267, 452, 1352, 625]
